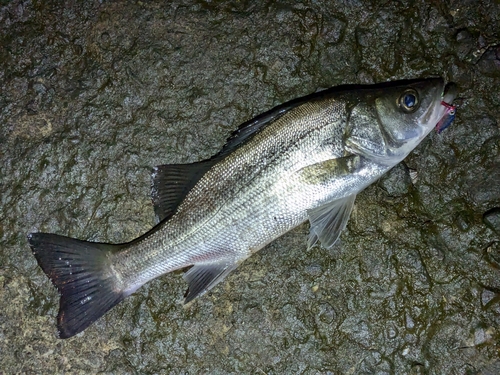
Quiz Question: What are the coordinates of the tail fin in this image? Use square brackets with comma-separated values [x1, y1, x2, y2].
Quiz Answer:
[28, 232, 125, 339]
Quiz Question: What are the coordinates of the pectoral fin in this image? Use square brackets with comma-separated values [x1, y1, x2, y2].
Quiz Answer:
[298, 155, 362, 185]
[307, 195, 356, 249]
[183, 260, 238, 303]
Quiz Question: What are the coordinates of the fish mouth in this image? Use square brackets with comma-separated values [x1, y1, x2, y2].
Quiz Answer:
[420, 81, 457, 135]
[434, 82, 458, 133]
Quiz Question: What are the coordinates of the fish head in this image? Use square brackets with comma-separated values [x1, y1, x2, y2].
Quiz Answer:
[344, 78, 456, 165]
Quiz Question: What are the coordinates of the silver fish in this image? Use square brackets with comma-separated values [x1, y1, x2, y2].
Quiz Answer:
[28, 78, 457, 338]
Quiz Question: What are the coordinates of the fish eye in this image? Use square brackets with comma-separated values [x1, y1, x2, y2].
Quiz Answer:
[398, 89, 420, 113]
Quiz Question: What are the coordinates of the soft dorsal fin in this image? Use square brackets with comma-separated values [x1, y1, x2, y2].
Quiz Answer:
[182, 260, 238, 303]
[307, 194, 356, 249]
[151, 159, 218, 222]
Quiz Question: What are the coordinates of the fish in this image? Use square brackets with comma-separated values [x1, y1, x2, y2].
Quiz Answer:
[28, 78, 457, 338]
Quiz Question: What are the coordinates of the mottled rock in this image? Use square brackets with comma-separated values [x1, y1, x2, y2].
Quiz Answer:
[378, 163, 412, 197]
[477, 46, 500, 78]
[1, 0, 500, 373]
[484, 208, 500, 235]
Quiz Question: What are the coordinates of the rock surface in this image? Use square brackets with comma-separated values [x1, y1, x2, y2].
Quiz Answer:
[1, 0, 499, 373]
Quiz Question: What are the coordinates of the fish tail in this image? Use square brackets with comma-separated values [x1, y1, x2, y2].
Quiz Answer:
[28, 232, 125, 339]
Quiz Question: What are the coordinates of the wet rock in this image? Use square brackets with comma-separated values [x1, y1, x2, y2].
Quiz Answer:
[378, 163, 412, 197]
[484, 242, 500, 268]
[483, 208, 500, 235]
[470, 168, 500, 209]
[1, 0, 500, 373]
[477, 46, 500, 78]
[480, 360, 500, 375]
[454, 28, 476, 60]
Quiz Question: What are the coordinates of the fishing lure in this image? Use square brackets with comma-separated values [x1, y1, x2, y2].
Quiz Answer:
[436, 101, 456, 134]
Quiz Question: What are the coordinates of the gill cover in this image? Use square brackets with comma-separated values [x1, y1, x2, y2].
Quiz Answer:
[344, 79, 444, 165]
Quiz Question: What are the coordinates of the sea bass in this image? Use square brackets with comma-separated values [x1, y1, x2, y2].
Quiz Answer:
[28, 78, 457, 338]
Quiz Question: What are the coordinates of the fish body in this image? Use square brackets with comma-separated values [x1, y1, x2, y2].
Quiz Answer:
[28, 78, 456, 338]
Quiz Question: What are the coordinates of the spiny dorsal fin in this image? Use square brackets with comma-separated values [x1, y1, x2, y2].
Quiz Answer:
[151, 159, 218, 222]
[217, 89, 336, 156]
[217, 106, 290, 157]
[307, 194, 356, 249]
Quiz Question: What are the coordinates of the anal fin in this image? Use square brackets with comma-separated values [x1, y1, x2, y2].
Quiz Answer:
[307, 194, 356, 249]
[183, 260, 238, 303]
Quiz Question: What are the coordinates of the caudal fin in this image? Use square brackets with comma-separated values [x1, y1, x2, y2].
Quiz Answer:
[28, 233, 125, 339]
